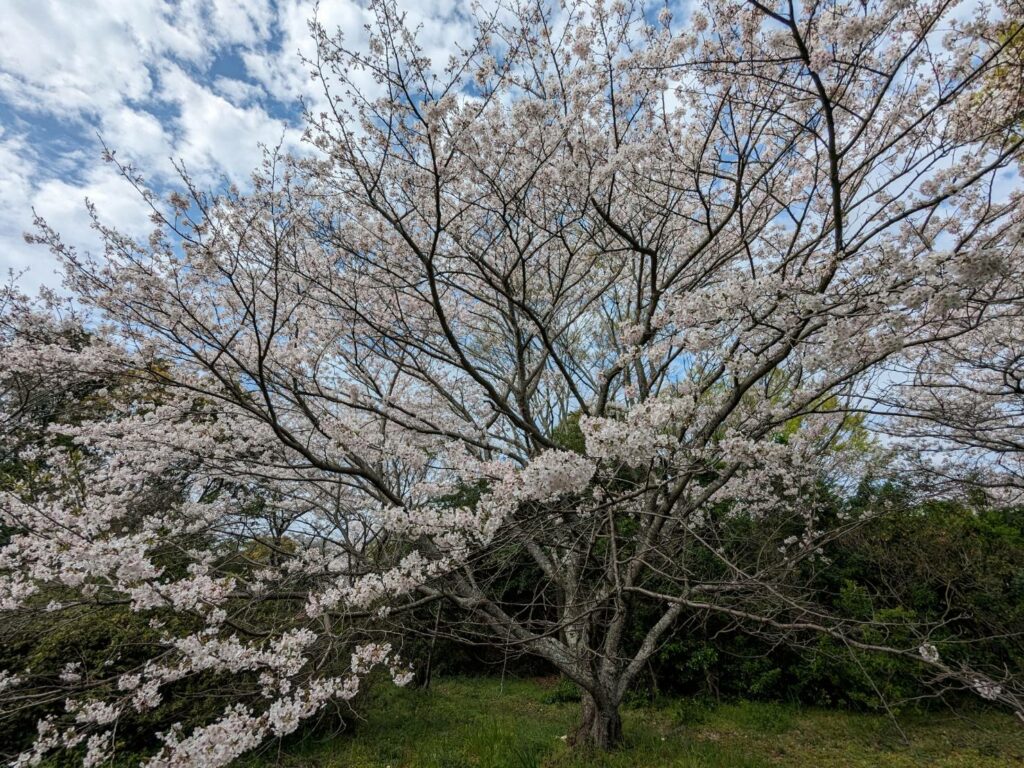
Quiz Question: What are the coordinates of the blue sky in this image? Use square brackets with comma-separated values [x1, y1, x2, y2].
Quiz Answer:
[0, 0, 473, 294]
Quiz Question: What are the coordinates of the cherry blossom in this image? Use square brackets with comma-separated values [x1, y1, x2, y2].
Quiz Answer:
[3, 0, 1024, 759]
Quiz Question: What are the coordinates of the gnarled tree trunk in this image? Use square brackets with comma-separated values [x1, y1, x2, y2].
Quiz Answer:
[571, 690, 623, 750]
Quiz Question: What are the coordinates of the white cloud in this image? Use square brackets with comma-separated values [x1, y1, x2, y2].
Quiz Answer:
[99, 107, 175, 173]
[156, 63, 303, 182]
[3, 1, 173, 116]
[212, 76, 268, 107]
[0, 0, 283, 116]
[241, 0, 478, 113]
[240, 0, 373, 110]
[0, 130, 51, 292]
[0, 126, 154, 295]
[32, 165, 154, 247]
[0, 0, 291, 292]
[0, 0, 484, 293]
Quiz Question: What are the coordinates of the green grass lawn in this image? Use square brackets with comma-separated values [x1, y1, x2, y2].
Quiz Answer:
[241, 676, 1024, 768]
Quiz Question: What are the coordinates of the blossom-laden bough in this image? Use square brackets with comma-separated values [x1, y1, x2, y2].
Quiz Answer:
[3, 0, 1024, 761]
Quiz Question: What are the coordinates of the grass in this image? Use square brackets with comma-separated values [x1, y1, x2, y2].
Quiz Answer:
[242, 676, 1024, 768]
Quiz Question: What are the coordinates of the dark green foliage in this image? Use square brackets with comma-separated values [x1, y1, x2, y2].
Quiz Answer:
[0, 602, 222, 762]
[541, 678, 582, 705]
[637, 489, 1024, 710]
[395, 485, 1024, 713]
[550, 412, 586, 455]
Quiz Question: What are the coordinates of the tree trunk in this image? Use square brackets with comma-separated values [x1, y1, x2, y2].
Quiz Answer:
[571, 691, 623, 750]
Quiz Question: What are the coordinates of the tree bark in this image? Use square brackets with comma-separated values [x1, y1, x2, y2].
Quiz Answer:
[571, 691, 623, 750]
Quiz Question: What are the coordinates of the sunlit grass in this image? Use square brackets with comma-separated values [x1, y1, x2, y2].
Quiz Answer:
[239, 676, 1024, 767]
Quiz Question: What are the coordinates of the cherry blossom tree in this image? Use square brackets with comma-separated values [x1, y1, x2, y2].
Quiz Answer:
[877, 303, 1024, 503]
[3, 0, 1024, 760]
